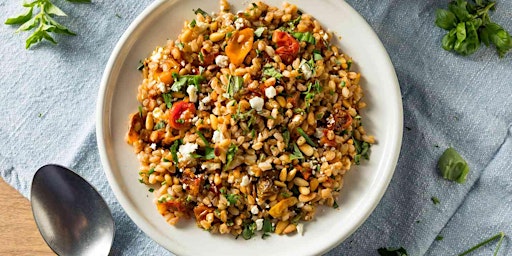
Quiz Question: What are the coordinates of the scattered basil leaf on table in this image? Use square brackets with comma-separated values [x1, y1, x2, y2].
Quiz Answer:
[459, 232, 505, 256]
[435, 0, 512, 57]
[5, 0, 90, 49]
[438, 147, 469, 183]
[377, 247, 408, 256]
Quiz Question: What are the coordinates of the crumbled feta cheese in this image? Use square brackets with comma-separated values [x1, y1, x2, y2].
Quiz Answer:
[198, 101, 206, 111]
[191, 116, 199, 123]
[265, 86, 277, 99]
[186, 85, 198, 102]
[240, 175, 250, 187]
[181, 60, 186, 67]
[215, 55, 229, 68]
[234, 18, 244, 30]
[255, 219, 264, 231]
[251, 205, 259, 215]
[212, 130, 224, 144]
[150, 52, 162, 62]
[182, 184, 188, 190]
[296, 223, 304, 236]
[178, 142, 198, 161]
[249, 96, 264, 112]
[301, 61, 313, 79]
[296, 202, 304, 208]
[157, 82, 166, 93]
[195, 21, 208, 30]
[150, 143, 157, 150]
[152, 107, 164, 120]
[202, 95, 211, 104]
[320, 157, 327, 162]
[315, 128, 325, 138]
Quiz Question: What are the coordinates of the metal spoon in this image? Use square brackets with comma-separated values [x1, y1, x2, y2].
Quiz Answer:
[31, 164, 114, 256]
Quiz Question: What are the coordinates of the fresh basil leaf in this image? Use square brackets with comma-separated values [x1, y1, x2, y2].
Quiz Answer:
[227, 75, 243, 97]
[45, 15, 76, 35]
[487, 23, 512, 58]
[479, 26, 491, 46]
[163, 93, 172, 109]
[193, 8, 208, 16]
[455, 22, 466, 43]
[262, 64, 283, 79]
[204, 147, 215, 160]
[242, 221, 256, 240]
[225, 144, 238, 169]
[170, 140, 181, 164]
[226, 193, 239, 206]
[293, 32, 316, 44]
[438, 147, 469, 183]
[16, 15, 38, 32]
[25, 30, 43, 49]
[289, 143, 304, 160]
[448, 0, 471, 22]
[44, 2, 67, 17]
[5, 7, 33, 25]
[435, 9, 457, 30]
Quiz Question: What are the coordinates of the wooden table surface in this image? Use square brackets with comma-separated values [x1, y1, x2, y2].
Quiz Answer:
[0, 178, 54, 255]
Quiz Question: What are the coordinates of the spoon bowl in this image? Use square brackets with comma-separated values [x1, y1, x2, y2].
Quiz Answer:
[31, 164, 114, 256]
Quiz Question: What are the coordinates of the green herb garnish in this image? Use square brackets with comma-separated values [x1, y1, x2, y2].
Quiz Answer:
[137, 61, 145, 71]
[262, 64, 283, 79]
[435, 0, 512, 57]
[283, 130, 290, 147]
[353, 137, 371, 165]
[242, 221, 257, 240]
[148, 168, 155, 175]
[431, 196, 440, 205]
[302, 80, 321, 109]
[170, 140, 181, 164]
[297, 127, 317, 147]
[377, 247, 408, 256]
[5, 0, 91, 49]
[293, 32, 316, 44]
[225, 144, 238, 170]
[254, 27, 265, 37]
[435, 235, 444, 241]
[193, 8, 208, 16]
[438, 147, 469, 183]
[189, 19, 196, 28]
[313, 50, 323, 61]
[262, 218, 274, 239]
[171, 74, 205, 92]
[289, 143, 304, 161]
[162, 93, 173, 109]
[459, 232, 505, 256]
[226, 193, 239, 206]
[148, 188, 154, 192]
[138, 106, 143, 118]
[154, 121, 166, 130]
[333, 200, 339, 209]
[226, 75, 244, 98]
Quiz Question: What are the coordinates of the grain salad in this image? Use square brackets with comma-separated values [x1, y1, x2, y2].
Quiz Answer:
[126, 0, 375, 239]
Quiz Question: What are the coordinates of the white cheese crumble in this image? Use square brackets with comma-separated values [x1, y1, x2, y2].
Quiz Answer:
[240, 175, 250, 187]
[296, 202, 304, 208]
[265, 86, 277, 99]
[152, 107, 164, 120]
[186, 85, 198, 102]
[150, 52, 162, 62]
[315, 128, 325, 138]
[178, 142, 198, 161]
[249, 96, 264, 112]
[212, 130, 224, 144]
[301, 61, 313, 80]
[234, 18, 244, 30]
[215, 55, 229, 68]
[296, 223, 304, 236]
[251, 205, 259, 215]
[150, 143, 157, 150]
[255, 219, 264, 231]
[202, 95, 211, 104]
[157, 82, 166, 93]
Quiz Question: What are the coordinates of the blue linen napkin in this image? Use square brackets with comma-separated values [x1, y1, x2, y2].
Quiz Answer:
[0, 0, 511, 255]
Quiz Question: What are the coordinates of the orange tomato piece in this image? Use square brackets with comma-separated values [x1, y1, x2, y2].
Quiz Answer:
[225, 28, 254, 66]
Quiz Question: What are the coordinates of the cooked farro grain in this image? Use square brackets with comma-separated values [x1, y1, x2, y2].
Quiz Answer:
[126, 0, 375, 239]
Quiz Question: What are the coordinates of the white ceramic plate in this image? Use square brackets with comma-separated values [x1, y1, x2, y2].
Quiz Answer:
[97, 0, 403, 255]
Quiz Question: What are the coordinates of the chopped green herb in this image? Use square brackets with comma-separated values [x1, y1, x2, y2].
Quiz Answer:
[341, 80, 346, 87]
[226, 31, 233, 38]
[163, 158, 170, 162]
[291, 213, 303, 224]
[251, 3, 258, 9]
[171, 74, 205, 92]
[138, 106, 143, 118]
[294, 108, 306, 115]
[242, 221, 257, 240]
[138, 178, 144, 183]
[303, 80, 321, 109]
[262, 218, 273, 239]
[225, 144, 238, 169]
[170, 140, 181, 164]
[255, 49, 262, 56]
[161, 181, 167, 185]
[148, 168, 155, 175]
[293, 32, 316, 44]
[148, 188, 154, 192]
[377, 247, 408, 256]
[435, 235, 444, 241]
[333, 200, 339, 209]
[220, 188, 226, 195]
[283, 130, 290, 147]
[262, 64, 283, 79]
[115, 13, 122, 19]
[198, 52, 204, 62]
[162, 93, 173, 109]
[38, 113, 43, 118]
[137, 61, 145, 71]
[353, 137, 371, 165]
[347, 59, 353, 69]
[196, 130, 209, 146]
[189, 19, 196, 28]
[297, 127, 317, 147]
[226, 193, 239, 206]
[438, 147, 469, 183]
[459, 232, 505, 256]
[431, 196, 440, 205]
[254, 27, 265, 37]
[204, 147, 215, 160]
[226, 75, 244, 97]
[176, 118, 185, 124]
[154, 121, 166, 130]
[313, 50, 323, 61]
[176, 42, 184, 50]
[193, 8, 208, 16]
[289, 143, 304, 161]
[281, 192, 291, 198]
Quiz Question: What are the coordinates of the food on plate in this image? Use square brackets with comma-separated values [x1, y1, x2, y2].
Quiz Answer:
[126, 0, 374, 238]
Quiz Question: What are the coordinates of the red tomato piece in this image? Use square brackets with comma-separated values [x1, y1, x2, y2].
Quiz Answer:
[169, 101, 196, 129]
[272, 31, 300, 64]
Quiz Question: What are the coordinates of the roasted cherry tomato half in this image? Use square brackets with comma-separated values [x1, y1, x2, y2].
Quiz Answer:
[272, 31, 300, 64]
[169, 101, 196, 129]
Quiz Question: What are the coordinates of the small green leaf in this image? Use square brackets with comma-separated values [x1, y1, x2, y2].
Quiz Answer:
[16, 15, 38, 32]
[44, 2, 68, 17]
[5, 7, 33, 25]
[254, 27, 265, 37]
[262, 64, 283, 79]
[292, 32, 316, 44]
[193, 8, 208, 16]
[297, 127, 317, 147]
[456, 22, 466, 43]
[435, 9, 457, 30]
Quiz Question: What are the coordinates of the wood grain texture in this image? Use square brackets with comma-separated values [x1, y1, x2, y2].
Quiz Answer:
[0, 178, 54, 256]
